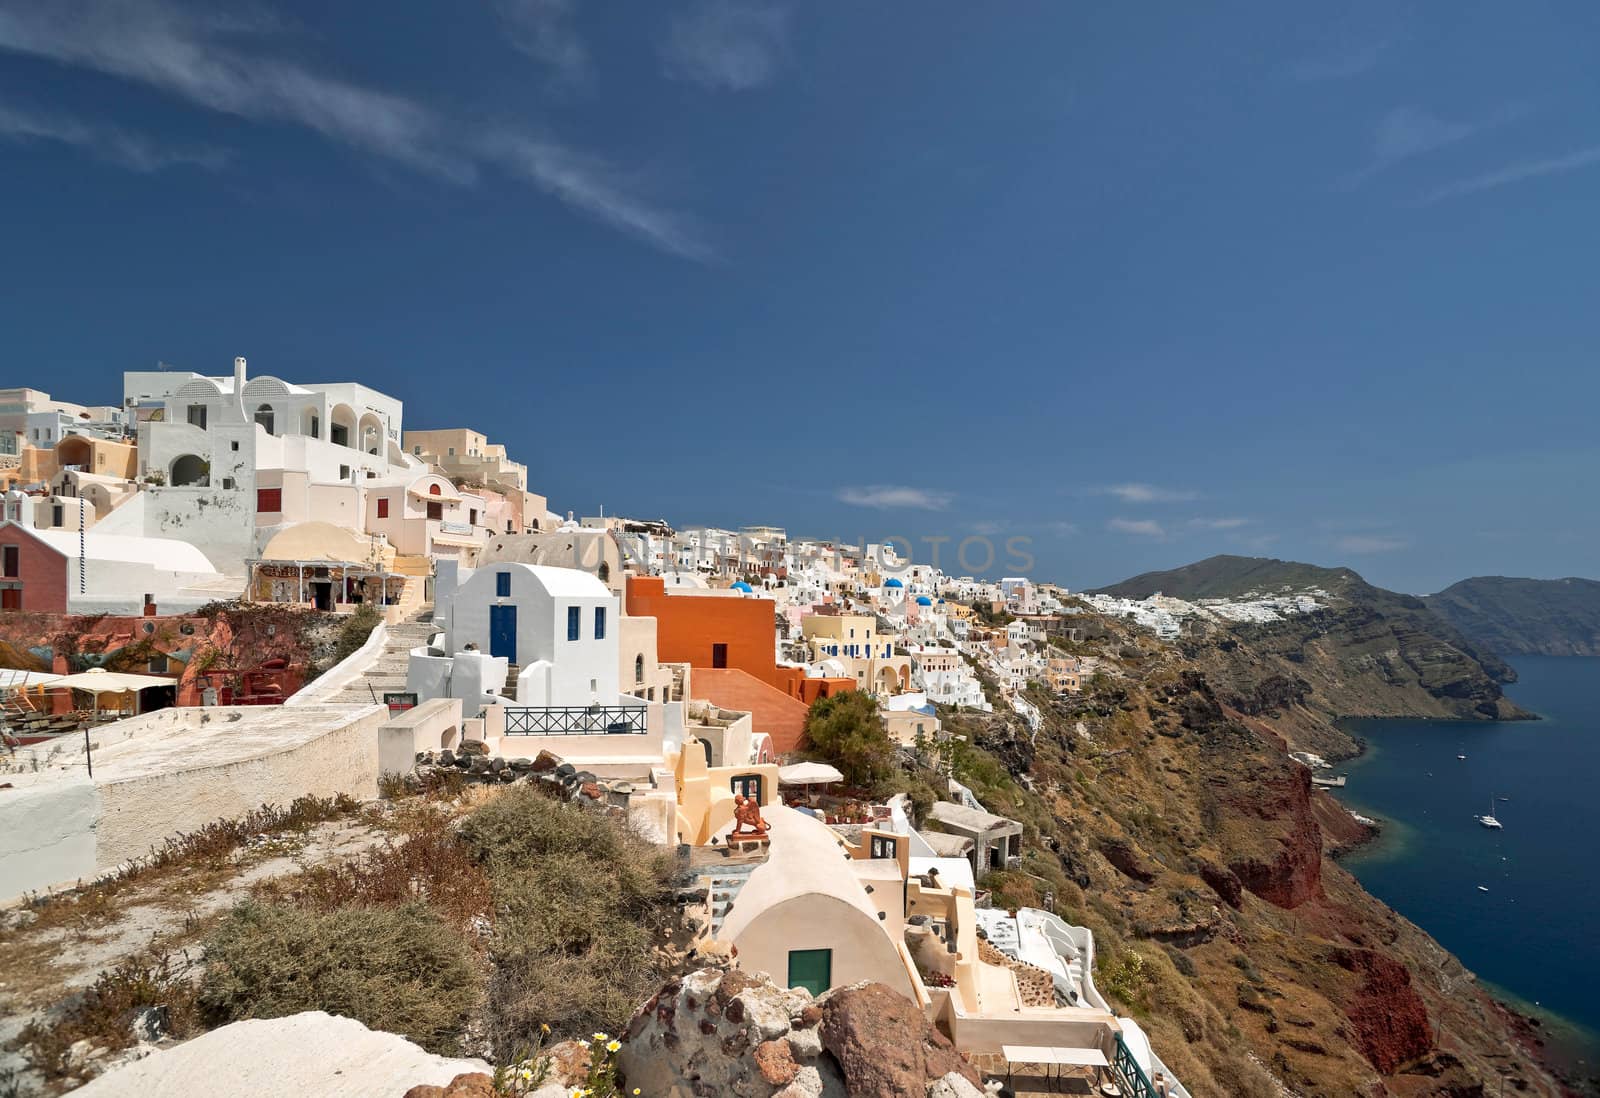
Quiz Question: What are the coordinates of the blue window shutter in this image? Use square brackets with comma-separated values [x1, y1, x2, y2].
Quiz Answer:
[595, 606, 606, 640]
[567, 606, 580, 641]
[496, 571, 511, 597]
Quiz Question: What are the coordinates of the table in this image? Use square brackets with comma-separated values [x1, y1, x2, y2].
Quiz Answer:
[1001, 1045, 1112, 1092]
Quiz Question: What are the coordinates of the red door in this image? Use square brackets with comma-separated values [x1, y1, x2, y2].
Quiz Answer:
[1, 587, 20, 610]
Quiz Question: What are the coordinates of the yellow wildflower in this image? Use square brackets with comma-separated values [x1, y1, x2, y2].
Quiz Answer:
[606, 1039, 621, 1053]
[592, 1032, 609, 1042]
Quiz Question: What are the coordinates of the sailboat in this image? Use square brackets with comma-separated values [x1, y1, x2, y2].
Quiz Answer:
[1476, 795, 1504, 830]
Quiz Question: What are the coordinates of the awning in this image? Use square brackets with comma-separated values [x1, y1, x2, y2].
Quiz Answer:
[778, 762, 845, 785]
[430, 530, 484, 548]
[408, 481, 462, 502]
[45, 668, 176, 695]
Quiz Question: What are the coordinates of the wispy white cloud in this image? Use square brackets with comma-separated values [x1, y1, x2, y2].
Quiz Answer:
[0, 0, 711, 259]
[1418, 145, 1600, 205]
[483, 134, 716, 261]
[970, 519, 1003, 536]
[0, 100, 226, 171]
[1108, 518, 1166, 538]
[494, 0, 589, 87]
[836, 485, 952, 511]
[1101, 483, 1199, 504]
[661, 0, 789, 91]
[1335, 534, 1410, 553]
[1342, 105, 1519, 188]
[1048, 520, 1080, 538]
[1188, 517, 1251, 530]
[1289, 40, 1390, 82]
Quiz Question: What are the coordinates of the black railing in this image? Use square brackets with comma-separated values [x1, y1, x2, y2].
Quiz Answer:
[503, 705, 648, 735]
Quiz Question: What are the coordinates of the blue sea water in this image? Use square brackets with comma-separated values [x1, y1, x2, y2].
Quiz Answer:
[1336, 655, 1600, 1071]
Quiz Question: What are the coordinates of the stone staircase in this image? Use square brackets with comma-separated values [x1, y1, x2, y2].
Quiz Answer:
[326, 608, 438, 707]
[705, 864, 759, 938]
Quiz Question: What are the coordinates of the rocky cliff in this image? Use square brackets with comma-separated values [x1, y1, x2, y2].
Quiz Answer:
[1097, 555, 1531, 758]
[939, 611, 1572, 1097]
[1427, 575, 1600, 658]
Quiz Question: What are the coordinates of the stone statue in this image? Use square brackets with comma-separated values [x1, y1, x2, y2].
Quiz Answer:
[730, 794, 769, 838]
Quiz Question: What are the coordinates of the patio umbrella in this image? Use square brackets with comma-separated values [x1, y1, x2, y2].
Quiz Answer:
[778, 762, 845, 785]
[44, 668, 176, 777]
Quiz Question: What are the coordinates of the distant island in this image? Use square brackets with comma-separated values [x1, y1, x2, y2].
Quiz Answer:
[1426, 575, 1600, 657]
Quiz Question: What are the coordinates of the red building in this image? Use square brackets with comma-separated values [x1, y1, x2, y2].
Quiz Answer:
[626, 576, 853, 753]
[0, 521, 68, 613]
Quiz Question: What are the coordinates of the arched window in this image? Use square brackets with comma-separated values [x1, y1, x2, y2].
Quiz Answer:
[254, 404, 275, 435]
[635, 654, 645, 684]
[429, 484, 441, 496]
[598, 561, 611, 583]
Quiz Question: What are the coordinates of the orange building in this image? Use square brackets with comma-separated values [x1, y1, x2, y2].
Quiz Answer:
[626, 576, 854, 753]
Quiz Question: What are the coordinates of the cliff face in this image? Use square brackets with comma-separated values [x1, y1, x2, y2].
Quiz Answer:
[954, 615, 1566, 1097]
[1098, 556, 1530, 756]
[1427, 575, 1600, 658]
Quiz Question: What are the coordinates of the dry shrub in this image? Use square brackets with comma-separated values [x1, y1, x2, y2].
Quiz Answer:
[457, 788, 678, 1051]
[19, 953, 200, 1079]
[274, 813, 492, 934]
[198, 901, 481, 1055]
[147, 793, 362, 870]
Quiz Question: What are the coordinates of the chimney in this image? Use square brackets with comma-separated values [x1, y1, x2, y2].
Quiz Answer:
[233, 357, 247, 419]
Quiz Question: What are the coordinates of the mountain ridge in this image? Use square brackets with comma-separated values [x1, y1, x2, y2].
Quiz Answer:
[1426, 574, 1600, 657]
[1091, 554, 1529, 732]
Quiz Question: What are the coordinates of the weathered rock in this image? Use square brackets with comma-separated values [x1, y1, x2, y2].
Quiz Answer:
[403, 1073, 494, 1098]
[755, 1039, 800, 1086]
[926, 1070, 988, 1098]
[619, 967, 847, 1098]
[458, 740, 489, 757]
[531, 750, 561, 772]
[817, 982, 981, 1098]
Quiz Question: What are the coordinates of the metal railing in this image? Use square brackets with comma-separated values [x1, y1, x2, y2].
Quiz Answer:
[503, 705, 647, 735]
[1111, 1034, 1158, 1098]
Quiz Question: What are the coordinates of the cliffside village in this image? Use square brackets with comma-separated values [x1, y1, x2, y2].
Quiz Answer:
[0, 363, 1192, 1097]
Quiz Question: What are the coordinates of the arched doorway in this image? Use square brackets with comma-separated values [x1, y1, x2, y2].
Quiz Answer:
[57, 436, 91, 471]
[170, 454, 209, 487]
[254, 404, 276, 435]
[330, 404, 357, 447]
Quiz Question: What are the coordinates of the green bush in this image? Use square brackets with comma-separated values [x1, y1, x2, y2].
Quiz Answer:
[199, 902, 481, 1054]
[803, 690, 897, 788]
[457, 789, 677, 1049]
[330, 602, 384, 665]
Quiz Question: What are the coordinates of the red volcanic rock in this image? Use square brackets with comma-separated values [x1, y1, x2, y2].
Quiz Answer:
[754, 1039, 799, 1086]
[1218, 756, 1324, 909]
[817, 982, 981, 1098]
[1328, 947, 1435, 1074]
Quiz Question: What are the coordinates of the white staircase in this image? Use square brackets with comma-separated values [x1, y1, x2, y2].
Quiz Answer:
[326, 609, 438, 706]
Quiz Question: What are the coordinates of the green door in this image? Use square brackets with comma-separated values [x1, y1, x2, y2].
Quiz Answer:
[787, 948, 832, 996]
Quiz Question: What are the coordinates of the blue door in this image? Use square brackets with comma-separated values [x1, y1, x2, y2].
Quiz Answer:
[489, 605, 517, 663]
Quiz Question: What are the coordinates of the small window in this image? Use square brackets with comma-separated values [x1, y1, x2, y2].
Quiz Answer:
[2, 546, 18, 578]
[377, 498, 389, 519]
[186, 405, 207, 429]
[496, 572, 511, 597]
[469, 509, 478, 525]
[339, 464, 350, 480]
[567, 606, 581, 641]
[426, 501, 443, 521]
[51, 505, 63, 526]
[870, 834, 897, 860]
[594, 606, 606, 640]
[221, 477, 235, 490]
[635, 653, 645, 684]
[148, 654, 169, 674]
[231, 441, 239, 452]
[598, 561, 610, 583]
[256, 488, 282, 513]
[429, 483, 441, 496]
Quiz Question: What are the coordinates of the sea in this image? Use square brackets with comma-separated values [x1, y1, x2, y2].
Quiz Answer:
[1336, 655, 1600, 1078]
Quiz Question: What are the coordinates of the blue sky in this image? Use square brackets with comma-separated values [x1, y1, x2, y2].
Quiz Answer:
[2, 2, 1598, 593]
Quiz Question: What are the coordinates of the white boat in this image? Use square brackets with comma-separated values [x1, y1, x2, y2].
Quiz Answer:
[1457, 754, 1467, 760]
[1476, 794, 1503, 830]
[1478, 885, 1490, 892]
